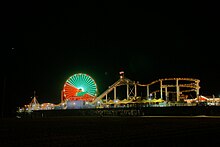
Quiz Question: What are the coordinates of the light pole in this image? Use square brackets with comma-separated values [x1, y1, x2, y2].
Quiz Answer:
[1, 76, 6, 118]
[1, 48, 15, 118]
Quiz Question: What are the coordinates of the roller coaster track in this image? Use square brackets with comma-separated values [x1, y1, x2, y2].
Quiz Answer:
[91, 76, 200, 104]
[91, 77, 135, 104]
[139, 78, 200, 86]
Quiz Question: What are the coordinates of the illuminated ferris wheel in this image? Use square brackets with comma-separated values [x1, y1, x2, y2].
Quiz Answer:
[63, 73, 98, 101]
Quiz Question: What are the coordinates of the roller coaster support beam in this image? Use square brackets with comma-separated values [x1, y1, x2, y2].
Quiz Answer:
[176, 79, 180, 101]
[114, 87, 118, 108]
[196, 80, 200, 103]
[135, 83, 137, 98]
[147, 85, 149, 99]
[165, 87, 168, 101]
[127, 84, 129, 100]
[160, 80, 163, 99]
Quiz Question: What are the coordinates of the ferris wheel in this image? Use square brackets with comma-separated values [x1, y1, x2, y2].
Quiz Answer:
[63, 73, 98, 101]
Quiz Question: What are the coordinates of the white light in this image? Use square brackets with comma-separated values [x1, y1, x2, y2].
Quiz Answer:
[78, 87, 84, 91]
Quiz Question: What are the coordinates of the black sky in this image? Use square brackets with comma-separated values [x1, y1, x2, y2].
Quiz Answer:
[1, 2, 220, 116]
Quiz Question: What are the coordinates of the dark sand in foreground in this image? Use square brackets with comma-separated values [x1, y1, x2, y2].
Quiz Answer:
[1, 116, 220, 146]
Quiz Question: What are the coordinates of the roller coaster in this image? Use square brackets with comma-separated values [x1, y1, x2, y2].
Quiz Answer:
[90, 71, 200, 107]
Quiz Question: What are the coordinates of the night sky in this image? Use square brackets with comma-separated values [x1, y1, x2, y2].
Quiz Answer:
[1, 2, 220, 116]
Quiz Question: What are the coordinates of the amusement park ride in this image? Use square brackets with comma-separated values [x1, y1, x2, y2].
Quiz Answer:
[19, 71, 219, 112]
[62, 73, 98, 102]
